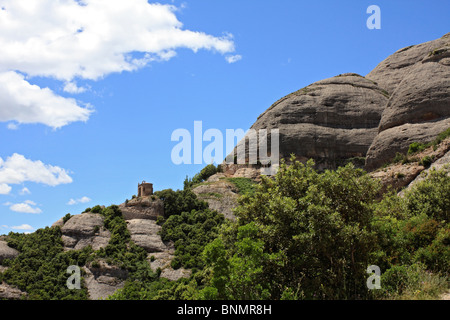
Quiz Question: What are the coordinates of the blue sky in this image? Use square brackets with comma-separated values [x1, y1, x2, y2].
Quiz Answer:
[0, 0, 449, 234]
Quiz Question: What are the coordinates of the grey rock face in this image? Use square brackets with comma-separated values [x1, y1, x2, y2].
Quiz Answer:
[366, 119, 450, 170]
[148, 251, 191, 282]
[248, 73, 387, 169]
[193, 177, 240, 220]
[119, 197, 164, 220]
[365, 33, 450, 170]
[126, 219, 168, 253]
[60, 213, 111, 251]
[0, 282, 26, 300]
[399, 149, 450, 196]
[366, 33, 450, 94]
[83, 260, 128, 300]
[0, 240, 19, 263]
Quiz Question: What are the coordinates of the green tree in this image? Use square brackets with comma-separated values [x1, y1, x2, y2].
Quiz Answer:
[206, 157, 381, 299]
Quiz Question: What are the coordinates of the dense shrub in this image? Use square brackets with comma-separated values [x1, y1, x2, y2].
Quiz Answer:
[2, 227, 91, 300]
[154, 188, 208, 218]
[184, 164, 218, 189]
[160, 209, 224, 269]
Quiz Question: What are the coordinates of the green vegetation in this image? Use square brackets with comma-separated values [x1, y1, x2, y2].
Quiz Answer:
[1, 227, 92, 300]
[420, 155, 433, 168]
[226, 177, 257, 195]
[184, 164, 218, 189]
[95, 205, 155, 282]
[154, 188, 208, 218]
[408, 142, 426, 155]
[386, 127, 450, 167]
[1, 156, 448, 300]
[62, 213, 72, 224]
[197, 158, 449, 300]
[160, 209, 224, 269]
[408, 128, 450, 155]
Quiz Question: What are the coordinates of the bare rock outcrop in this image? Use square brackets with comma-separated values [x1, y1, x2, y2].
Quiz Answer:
[398, 149, 450, 196]
[119, 197, 164, 220]
[0, 240, 19, 263]
[366, 33, 450, 94]
[0, 282, 27, 300]
[126, 219, 169, 253]
[192, 177, 240, 220]
[83, 260, 128, 300]
[365, 33, 450, 170]
[370, 137, 450, 194]
[148, 251, 191, 282]
[61, 213, 110, 251]
[366, 120, 450, 170]
[246, 73, 388, 170]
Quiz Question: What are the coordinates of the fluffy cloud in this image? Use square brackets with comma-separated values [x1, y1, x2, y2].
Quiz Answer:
[0, 153, 73, 192]
[0, 71, 92, 129]
[20, 187, 31, 195]
[226, 54, 243, 64]
[10, 224, 34, 231]
[0, 183, 12, 195]
[63, 81, 88, 94]
[0, 0, 236, 128]
[67, 196, 91, 205]
[1, 224, 34, 231]
[9, 200, 42, 214]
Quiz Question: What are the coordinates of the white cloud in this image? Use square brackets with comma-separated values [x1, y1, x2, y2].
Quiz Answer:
[0, 153, 73, 192]
[0, 71, 92, 129]
[67, 196, 91, 205]
[0, 183, 12, 195]
[7, 122, 19, 130]
[225, 54, 242, 64]
[9, 201, 42, 214]
[10, 224, 34, 231]
[20, 187, 31, 195]
[1, 224, 35, 232]
[63, 81, 87, 94]
[0, 0, 237, 128]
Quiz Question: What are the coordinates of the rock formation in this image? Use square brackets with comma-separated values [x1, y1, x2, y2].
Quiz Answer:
[0, 240, 19, 264]
[227, 33, 449, 173]
[192, 174, 240, 220]
[119, 197, 164, 220]
[126, 219, 168, 253]
[365, 33, 450, 169]
[239, 73, 388, 170]
[60, 213, 111, 251]
[83, 260, 128, 300]
[0, 282, 26, 300]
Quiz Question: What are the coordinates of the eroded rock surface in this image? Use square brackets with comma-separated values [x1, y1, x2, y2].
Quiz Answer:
[119, 197, 164, 220]
[83, 260, 128, 300]
[61, 213, 111, 251]
[126, 219, 168, 253]
[366, 33, 450, 170]
[243, 73, 388, 170]
[192, 176, 240, 220]
[0, 282, 26, 300]
[0, 240, 19, 264]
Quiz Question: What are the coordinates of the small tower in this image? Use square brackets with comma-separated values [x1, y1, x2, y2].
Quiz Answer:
[138, 181, 153, 197]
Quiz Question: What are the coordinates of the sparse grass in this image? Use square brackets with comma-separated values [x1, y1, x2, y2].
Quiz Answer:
[420, 156, 433, 168]
[408, 128, 450, 155]
[226, 177, 257, 195]
[375, 264, 449, 300]
[408, 142, 426, 155]
[385, 128, 450, 168]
